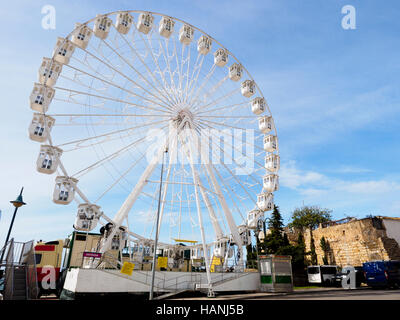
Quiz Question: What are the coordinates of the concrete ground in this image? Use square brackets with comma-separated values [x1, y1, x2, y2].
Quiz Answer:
[172, 287, 400, 300]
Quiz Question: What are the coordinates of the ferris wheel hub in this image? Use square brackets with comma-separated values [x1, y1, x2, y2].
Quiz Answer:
[172, 107, 194, 130]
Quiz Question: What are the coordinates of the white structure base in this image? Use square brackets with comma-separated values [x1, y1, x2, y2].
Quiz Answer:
[62, 268, 260, 296]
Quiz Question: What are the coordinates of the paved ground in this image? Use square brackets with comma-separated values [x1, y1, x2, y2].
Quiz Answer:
[173, 287, 400, 300]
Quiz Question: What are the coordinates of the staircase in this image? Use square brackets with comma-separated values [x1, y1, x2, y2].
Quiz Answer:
[12, 267, 27, 300]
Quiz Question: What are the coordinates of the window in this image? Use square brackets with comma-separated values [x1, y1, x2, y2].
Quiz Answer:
[35, 95, 44, 105]
[77, 32, 85, 41]
[75, 235, 87, 241]
[308, 267, 320, 274]
[59, 190, 69, 201]
[35, 253, 42, 264]
[58, 48, 67, 56]
[321, 267, 337, 275]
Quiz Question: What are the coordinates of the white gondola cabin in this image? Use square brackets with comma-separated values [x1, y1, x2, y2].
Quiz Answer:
[71, 23, 92, 49]
[265, 154, 280, 172]
[36, 145, 63, 174]
[241, 80, 256, 98]
[179, 24, 194, 45]
[38, 57, 62, 87]
[263, 134, 277, 152]
[238, 224, 252, 246]
[247, 209, 264, 230]
[53, 176, 78, 205]
[213, 239, 227, 258]
[52, 37, 75, 65]
[229, 63, 243, 81]
[263, 174, 279, 192]
[159, 16, 175, 38]
[252, 97, 266, 115]
[115, 12, 133, 34]
[257, 192, 274, 211]
[137, 12, 154, 34]
[30, 82, 55, 113]
[214, 48, 228, 67]
[197, 35, 212, 55]
[258, 116, 272, 133]
[74, 203, 102, 231]
[93, 15, 112, 39]
[29, 113, 55, 142]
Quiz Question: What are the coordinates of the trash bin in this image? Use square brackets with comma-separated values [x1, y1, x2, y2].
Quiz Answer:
[258, 255, 293, 293]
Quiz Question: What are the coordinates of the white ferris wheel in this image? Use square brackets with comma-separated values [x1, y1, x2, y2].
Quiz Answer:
[28, 10, 279, 279]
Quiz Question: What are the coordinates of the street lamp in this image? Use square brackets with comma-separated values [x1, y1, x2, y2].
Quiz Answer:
[0, 187, 26, 263]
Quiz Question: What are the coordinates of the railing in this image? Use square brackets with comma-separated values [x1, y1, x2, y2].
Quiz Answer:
[1, 238, 38, 300]
[3, 239, 15, 300]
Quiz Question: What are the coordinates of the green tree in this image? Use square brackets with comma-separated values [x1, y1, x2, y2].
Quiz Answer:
[320, 236, 329, 265]
[288, 205, 332, 266]
[262, 205, 287, 254]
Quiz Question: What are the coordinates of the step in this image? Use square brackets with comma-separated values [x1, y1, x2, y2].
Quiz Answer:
[14, 279, 26, 288]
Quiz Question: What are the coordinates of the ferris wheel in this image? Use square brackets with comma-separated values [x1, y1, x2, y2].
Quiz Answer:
[28, 10, 279, 287]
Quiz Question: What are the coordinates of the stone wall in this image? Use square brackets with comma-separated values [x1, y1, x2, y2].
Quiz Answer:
[284, 217, 400, 267]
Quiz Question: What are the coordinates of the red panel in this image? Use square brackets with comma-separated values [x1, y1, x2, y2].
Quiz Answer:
[35, 245, 55, 251]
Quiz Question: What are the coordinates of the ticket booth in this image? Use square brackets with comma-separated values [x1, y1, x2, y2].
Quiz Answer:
[258, 255, 293, 293]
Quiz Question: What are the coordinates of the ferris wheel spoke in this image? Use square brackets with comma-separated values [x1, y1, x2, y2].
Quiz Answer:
[98, 35, 176, 109]
[191, 75, 230, 112]
[70, 134, 149, 179]
[186, 63, 216, 108]
[195, 122, 259, 208]
[138, 31, 180, 106]
[192, 87, 241, 114]
[54, 119, 168, 150]
[184, 52, 204, 104]
[196, 100, 250, 115]
[54, 86, 172, 115]
[94, 149, 147, 203]
[209, 163, 247, 223]
[197, 123, 265, 185]
[78, 41, 173, 110]
[63, 64, 172, 113]
[172, 36, 185, 103]
[182, 49, 198, 104]
[157, 37, 180, 104]
[114, 27, 178, 107]
[197, 119, 266, 155]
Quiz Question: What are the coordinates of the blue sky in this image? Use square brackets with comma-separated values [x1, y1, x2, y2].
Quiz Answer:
[0, 0, 399, 245]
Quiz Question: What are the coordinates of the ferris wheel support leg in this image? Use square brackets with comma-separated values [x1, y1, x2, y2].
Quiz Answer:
[178, 133, 214, 296]
[191, 131, 245, 271]
[98, 141, 169, 254]
[180, 129, 224, 239]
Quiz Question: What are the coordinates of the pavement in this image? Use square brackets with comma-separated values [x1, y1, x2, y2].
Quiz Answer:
[171, 286, 400, 300]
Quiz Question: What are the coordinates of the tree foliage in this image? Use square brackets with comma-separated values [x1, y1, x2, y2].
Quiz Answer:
[288, 205, 332, 231]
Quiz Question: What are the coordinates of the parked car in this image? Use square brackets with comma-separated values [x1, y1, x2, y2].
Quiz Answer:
[307, 265, 338, 286]
[363, 260, 400, 289]
[334, 266, 365, 287]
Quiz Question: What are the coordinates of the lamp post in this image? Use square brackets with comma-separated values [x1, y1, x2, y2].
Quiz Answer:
[149, 150, 167, 300]
[0, 187, 26, 263]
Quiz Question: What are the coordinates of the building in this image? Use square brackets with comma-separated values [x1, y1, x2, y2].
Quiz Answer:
[285, 216, 400, 267]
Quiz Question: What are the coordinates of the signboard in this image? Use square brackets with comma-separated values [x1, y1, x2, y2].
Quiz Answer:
[83, 251, 102, 259]
[120, 261, 135, 276]
[157, 256, 168, 268]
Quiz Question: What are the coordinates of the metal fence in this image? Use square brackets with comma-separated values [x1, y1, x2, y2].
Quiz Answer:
[1, 238, 38, 300]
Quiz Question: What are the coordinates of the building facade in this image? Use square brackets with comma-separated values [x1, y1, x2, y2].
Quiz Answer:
[285, 216, 400, 267]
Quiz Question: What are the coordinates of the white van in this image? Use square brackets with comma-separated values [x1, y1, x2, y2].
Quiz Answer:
[307, 265, 338, 286]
